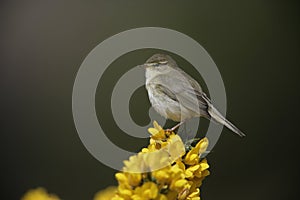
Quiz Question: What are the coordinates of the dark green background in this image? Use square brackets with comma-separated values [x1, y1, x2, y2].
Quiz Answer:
[1, 0, 299, 199]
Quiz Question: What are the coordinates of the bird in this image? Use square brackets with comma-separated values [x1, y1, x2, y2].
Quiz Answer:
[144, 53, 245, 137]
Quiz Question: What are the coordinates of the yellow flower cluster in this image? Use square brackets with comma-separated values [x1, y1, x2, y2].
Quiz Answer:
[21, 187, 118, 200]
[93, 186, 118, 200]
[21, 122, 210, 200]
[111, 121, 210, 200]
[21, 188, 60, 200]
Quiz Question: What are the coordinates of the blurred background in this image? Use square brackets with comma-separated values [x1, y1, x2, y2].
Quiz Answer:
[1, 0, 299, 199]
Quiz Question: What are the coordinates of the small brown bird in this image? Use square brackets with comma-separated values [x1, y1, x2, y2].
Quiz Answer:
[144, 54, 245, 137]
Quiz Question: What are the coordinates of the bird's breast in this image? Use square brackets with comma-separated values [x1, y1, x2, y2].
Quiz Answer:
[146, 83, 191, 122]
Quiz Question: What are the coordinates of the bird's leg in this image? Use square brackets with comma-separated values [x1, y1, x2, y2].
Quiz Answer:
[166, 121, 185, 132]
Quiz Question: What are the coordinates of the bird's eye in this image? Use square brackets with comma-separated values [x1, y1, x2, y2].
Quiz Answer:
[150, 63, 160, 67]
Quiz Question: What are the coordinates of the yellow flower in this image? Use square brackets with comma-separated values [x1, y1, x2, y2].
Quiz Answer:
[195, 137, 209, 155]
[21, 188, 60, 200]
[184, 137, 209, 165]
[148, 121, 166, 141]
[117, 184, 132, 199]
[132, 182, 158, 199]
[185, 164, 200, 179]
[93, 186, 117, 200]
[152, 166, 171, 184]
[186, 188, 200, 200]
[168, 134, 186, 161]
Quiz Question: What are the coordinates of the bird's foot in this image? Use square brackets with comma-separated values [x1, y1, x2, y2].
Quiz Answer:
[166, 121, 185, 133]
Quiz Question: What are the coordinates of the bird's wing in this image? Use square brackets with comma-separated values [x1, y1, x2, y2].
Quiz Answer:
[172, 65, 203, 93]
[153, 83, 178, 102]
[151, 75, 209, 114]
[166, 67, 212, 106]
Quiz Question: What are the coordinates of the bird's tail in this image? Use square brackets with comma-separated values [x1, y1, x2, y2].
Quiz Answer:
[207, 105, 245, 137]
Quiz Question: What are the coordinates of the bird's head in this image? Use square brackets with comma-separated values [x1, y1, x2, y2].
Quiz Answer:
[144, 54, 176, 69]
